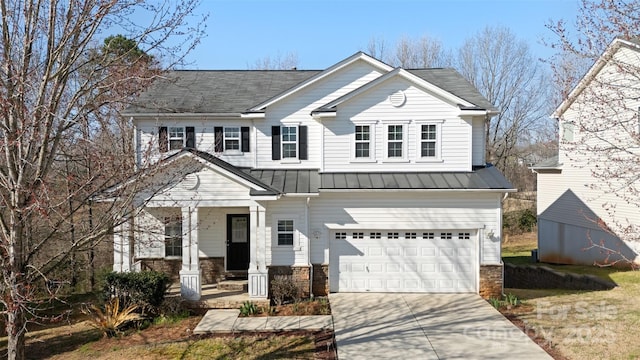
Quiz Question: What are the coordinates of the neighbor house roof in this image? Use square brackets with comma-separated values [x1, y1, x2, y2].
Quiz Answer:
[553, 37, 640, 118]
[529, 155, 561, 170]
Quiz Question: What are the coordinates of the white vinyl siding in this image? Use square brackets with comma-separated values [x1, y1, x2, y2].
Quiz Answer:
[323, 78, 472, 172]
[309, 192, 502, 265]
[471, 117, 485, 166]
[135, 119, 254, 167]
[255, 61, 385, 169]
[267, 199, 309, 266]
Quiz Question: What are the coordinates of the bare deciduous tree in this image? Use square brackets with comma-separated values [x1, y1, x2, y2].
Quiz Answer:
[249, 51, 299, 70]
[366, 35, 452, 68]
[0, 1, 205, 359]
[457, 26, 554, 189]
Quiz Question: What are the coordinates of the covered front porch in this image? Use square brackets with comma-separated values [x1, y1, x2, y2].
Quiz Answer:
[167, 283, 270, 309]
[114, 203, 270, 301]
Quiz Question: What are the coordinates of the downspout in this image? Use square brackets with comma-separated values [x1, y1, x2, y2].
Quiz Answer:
[306, 196, 313, 298]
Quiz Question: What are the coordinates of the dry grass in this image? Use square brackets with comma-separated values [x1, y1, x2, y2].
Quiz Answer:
[504, 233, 640, 359]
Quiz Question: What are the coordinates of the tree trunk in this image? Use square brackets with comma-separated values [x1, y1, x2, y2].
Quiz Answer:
[6, 310, 25, 360]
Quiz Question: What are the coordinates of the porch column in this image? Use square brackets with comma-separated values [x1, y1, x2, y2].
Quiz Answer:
[179, 207, 201, 300]
[113, 220, 130, 272]
[248, 205, 268, 298]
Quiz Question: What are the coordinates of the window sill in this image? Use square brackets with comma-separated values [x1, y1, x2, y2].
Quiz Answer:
[222, 151, 244, 156]
[382, 158, 410, 163]
[280, 159, 301, 164]
[350, 158, 377, 163]
[164, 256, 182, 260]
[415, 158, 444, 163]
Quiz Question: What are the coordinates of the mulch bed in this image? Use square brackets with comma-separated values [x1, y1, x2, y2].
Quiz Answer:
[500, 310, 569, 360]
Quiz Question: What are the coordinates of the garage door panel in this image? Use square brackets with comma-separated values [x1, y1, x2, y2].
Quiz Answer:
[331, 229, 477, 293]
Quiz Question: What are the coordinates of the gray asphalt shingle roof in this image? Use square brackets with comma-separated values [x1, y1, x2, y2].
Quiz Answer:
[125, 70, 321, 114]
[125, 67, 495, 114]
[408, 69, 497, 111]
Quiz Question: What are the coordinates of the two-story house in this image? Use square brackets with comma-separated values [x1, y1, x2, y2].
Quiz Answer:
[113, 52, 514, 301]
[532, 38, 640, 266]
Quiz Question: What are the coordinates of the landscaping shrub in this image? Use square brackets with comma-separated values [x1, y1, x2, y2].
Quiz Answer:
[503, 208, 537, 235]
[270, 275, 302, 306]
[83, 297, 142, 337]
[239, 301, 259, 317]
[103, 271, 171, 315]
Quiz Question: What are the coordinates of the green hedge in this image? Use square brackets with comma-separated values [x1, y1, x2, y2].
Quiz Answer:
[103, 271, 170, 314]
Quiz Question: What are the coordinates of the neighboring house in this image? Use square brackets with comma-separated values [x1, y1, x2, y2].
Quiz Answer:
[532, 38, 640, 266]
[113, 52, 514, 301]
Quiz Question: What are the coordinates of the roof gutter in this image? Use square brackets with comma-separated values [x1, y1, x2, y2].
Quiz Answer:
[319, 188, 517, 193]
[121, 112, 244, 118]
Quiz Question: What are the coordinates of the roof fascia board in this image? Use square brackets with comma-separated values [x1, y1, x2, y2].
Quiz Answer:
[318, 188, 517, 193]
[315, 68, 475, 112]
[248, 52, 393, 111]
[553, 38, 640, 118]
[186, 154, 270, 192]
[124, 112, 243, 118]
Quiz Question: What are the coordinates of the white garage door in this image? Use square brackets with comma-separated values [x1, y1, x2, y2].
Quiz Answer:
[329, 230, 477, 293]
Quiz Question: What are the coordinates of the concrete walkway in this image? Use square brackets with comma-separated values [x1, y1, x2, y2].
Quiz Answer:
[330, 293, 552, 360]
[193, 309, 333, 334]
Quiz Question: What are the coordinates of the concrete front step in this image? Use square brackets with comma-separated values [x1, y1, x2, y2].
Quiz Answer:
[217, 280, 248, 292]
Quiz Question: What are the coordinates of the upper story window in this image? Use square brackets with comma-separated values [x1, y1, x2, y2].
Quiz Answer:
[271, 125, 308, 161]
[159, 126, 195, 153]
[164, 216, 182, 257]
[387, 125, 404, 158]
[421, 124, 437, 158]
[355, 125, 370, 158]
[224, 127, 240, 151]
[168, 127, 185, 150]
[214, 126, 250, 153]
[282, 126, 297, 158]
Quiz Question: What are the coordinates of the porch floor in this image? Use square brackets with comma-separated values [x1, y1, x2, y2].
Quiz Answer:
[168, 283, 270, 309]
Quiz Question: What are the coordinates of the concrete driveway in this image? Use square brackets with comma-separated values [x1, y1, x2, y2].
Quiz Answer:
[330, 293, 552, 359]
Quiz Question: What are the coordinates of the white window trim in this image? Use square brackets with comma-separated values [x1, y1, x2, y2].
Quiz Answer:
[223, 126, 242, 154]
[415, 120, 444, 163]
[164, 216, 182, 258]
[382, 120, 410, 162]
[272, 216, 299, 248]
[350, 120, 377, 163]
[168, 126, 185, 151]
[281, 125, 299, 162]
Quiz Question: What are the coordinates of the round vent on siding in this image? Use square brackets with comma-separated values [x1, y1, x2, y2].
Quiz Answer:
[388, 90, 406, 107]
[181, 173, 199, 190]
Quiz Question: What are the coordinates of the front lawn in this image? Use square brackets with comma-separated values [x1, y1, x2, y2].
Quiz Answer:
[503, 232, 640, 359]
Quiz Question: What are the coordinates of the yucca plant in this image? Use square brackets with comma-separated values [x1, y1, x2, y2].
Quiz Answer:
[83, 297, 142, 337]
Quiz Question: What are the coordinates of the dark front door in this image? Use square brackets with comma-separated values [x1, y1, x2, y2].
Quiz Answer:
[227, 214, 249, 271]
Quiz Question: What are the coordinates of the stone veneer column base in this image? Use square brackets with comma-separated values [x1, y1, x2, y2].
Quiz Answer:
[268, 265, 311, 298]
[312, 264, 329, 296]
[479, 264, 503, 299]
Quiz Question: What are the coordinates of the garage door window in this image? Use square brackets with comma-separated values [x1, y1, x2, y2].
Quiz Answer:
[423, 232, 434, 239]
[335, 232, 346, 240]
[388, 232, 399, 239]
[441, 232, 452, 239]
[352, 232, 364, 239]
[458, 232, 470, 239]
[370, 232, 381, 239]
[405, 232, 417, 239]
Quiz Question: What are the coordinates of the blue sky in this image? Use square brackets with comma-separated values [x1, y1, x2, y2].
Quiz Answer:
[182, 0, 580, 69]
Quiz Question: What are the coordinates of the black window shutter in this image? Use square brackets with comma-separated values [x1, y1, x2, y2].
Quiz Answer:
[241, 127, 250, 152]
[271, 126, 281, 160]
[159, 126, 168, 153]
[185, 126, 195, 148]
[214, 127, 223, 153]
[299, 125, 308, 160]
